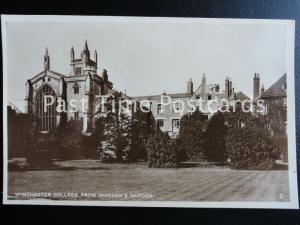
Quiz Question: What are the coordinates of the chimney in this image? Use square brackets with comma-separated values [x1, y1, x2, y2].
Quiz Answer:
[261, 84, 265, 95]
[215, 84, 220, 92]
[187, 78, 193, 95]
[253, 73, 260, 100]
[201, 74, 207, 99]
[102, 69, 108, 82]
[225, 77, 232, 99]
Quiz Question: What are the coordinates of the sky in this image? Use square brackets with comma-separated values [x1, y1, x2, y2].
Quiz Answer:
[4, 17, 289, 111]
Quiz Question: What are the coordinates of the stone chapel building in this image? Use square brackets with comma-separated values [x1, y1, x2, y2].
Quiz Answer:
[25, 41, 113, 133]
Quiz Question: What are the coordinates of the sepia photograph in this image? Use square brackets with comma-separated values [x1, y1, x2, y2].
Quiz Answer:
[2, 15, 298, 208]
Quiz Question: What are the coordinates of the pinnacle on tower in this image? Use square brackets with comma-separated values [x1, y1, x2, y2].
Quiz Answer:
[84, 40, 89, 51]
[44, 47, 50, 71]
[94, 50, 98, 63]
[70, 46, 75, 60]
[82, 40, 90, 63]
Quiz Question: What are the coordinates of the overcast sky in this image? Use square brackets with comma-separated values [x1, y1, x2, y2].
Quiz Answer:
[4, 17, 289, 111]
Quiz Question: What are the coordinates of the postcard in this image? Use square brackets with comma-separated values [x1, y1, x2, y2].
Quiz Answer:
[2, 15, 298, 208]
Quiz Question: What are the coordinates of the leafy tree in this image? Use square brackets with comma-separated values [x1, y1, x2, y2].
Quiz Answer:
[95, 91, 156, 163]
[96, 92, 132, 162]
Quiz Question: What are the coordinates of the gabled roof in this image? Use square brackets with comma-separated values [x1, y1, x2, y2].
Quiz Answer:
[260, 74, 287, 98]
[29, 70, 65, 83]
[189, 83, 218, 98]
[235, 91, 250, 101]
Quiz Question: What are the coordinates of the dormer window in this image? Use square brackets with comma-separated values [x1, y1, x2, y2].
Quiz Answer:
[73, 83, 80, 94]
[157, 104, 162, 114]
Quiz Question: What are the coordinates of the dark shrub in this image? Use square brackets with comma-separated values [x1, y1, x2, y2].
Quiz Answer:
[7, 106, 35, 158]
[53, 120, 85, 160]
[147, 130, 178, 168]
[203, 111, 228, 162]
[225, 112, 279, 170]
[129, 111, 156, 162]
[81, 134, 99, 159]
[178, 109, 208, 161]
[26, 150, 53, 169]
[25, 128, 57, 169]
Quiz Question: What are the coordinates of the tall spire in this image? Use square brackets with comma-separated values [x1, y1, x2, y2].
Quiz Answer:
[44, 47, 50, 71]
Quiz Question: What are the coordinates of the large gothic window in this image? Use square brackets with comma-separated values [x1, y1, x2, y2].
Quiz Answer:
[35, 85, 57, 132]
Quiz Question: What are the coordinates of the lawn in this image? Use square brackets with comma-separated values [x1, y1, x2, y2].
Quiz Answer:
[7, 159, 289, 202]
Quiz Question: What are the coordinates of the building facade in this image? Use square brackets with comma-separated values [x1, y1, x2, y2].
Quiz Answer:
[257, 73, 287, 162]
[134, 74, 248, 137]
[25, 41, 113, 133]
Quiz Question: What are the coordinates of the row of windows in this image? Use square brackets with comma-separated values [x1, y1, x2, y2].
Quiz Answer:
[156, 103, 183, 114]
[42, 76, 80, 95]
[157, 119, 180, 131]
[195, 94, 212, 100]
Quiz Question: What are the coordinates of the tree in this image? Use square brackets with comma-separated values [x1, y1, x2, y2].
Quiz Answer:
[97, 92, 132, 162]
[147, 130, 178, 168]
[178, 109, 208, 161]
[203, 111, 228, 162]
[129, 110, 156, 162]
[95, 91, 156, 163]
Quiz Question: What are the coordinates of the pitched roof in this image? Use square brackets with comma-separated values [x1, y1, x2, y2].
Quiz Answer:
[133, 92, 191, 101]
[235, 91, 250, 101]
[261, 74, 287, 98]
[29, 70, 65, 83]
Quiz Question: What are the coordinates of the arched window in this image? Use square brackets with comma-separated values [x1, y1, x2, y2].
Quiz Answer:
[74, 83, 79, 94]
[35, 85, 57, 132]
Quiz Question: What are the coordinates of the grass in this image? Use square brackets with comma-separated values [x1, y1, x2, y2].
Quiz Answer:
[8, 159, 289, 202]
